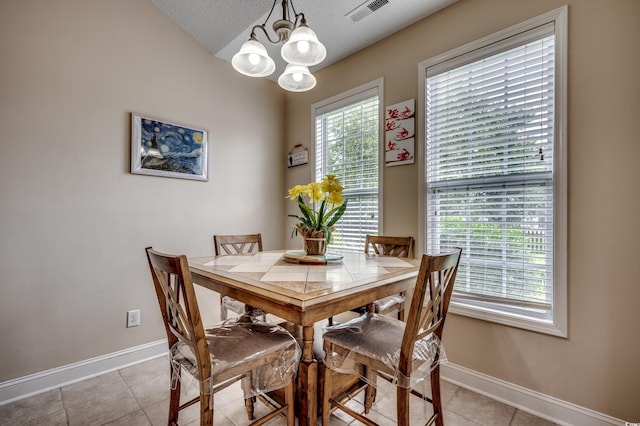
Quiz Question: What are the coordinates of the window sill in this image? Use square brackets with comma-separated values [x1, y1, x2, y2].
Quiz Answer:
[449, 300, 567, 337]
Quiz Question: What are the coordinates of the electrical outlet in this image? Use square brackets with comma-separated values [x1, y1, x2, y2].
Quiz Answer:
[127, 309, 141, 328]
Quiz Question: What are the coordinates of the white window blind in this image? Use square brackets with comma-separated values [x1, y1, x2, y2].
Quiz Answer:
[315, 87, 380, 252]
[426, 29, 556, 319]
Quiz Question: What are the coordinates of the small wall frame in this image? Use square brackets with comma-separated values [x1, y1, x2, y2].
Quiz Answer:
[288, 144, 309, 168]
[131, 113, 208, 181]
[385, 99, 415, 167]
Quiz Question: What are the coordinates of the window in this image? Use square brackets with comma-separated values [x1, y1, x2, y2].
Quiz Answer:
[313, 79, 383, 252]
[419, 7, 567, 336]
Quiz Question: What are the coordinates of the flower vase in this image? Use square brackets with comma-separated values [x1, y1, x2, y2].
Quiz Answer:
[297, 225, 327, 256]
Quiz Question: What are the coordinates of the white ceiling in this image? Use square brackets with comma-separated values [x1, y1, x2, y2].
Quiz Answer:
[150, 0, 458, 82]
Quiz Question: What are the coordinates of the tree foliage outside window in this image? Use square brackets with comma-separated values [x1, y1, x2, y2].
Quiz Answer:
[422, 9, 567, 335]
[315, 85, 380, 252]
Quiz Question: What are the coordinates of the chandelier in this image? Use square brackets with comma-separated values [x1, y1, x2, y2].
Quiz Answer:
[231, 0, 326, 92]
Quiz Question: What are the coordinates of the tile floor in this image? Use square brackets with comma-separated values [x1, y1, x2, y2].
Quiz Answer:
[0, 355, 557, 426]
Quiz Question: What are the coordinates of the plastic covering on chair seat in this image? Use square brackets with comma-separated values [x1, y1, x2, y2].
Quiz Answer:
[323, 313, 445, 389]
[214, 234, 265, 321]
[351, 294, 405, 316]
[170, 316, 301, 397]
[221, 295, 266, 320]
[221, 295, 246, 315]
[322, 249, 461, 426]
[363, 235, 414, 320]
[372, 294, 405, 314]
[146, 246, 298, 425]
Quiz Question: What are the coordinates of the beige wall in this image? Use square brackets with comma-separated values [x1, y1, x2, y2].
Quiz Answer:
[285, 0, 640, 420]
[0, 0, 285, 380]
[2, 0, 639, 421]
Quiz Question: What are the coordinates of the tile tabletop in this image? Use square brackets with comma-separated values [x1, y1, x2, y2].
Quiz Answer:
[189, 250, 420, 302]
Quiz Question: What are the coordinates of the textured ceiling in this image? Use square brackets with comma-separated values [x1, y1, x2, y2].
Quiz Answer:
[151, 0, 458, 81]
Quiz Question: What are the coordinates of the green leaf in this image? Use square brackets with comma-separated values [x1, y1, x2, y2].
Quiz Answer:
[326, 201, 348, 227]
[316, 199, 327, 229]
[288, 214, 310, 227]
[296, 197, 315, 226]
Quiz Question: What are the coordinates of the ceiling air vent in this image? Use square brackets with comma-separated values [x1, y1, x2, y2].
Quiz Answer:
[346, 0, 391, 23]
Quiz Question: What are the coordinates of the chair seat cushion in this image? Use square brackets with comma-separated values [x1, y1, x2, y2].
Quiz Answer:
[171, 319, 300, 395]
[323, 313, 445, 386]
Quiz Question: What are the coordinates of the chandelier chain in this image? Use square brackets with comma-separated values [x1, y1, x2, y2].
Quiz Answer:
[262, 0, 279, 27]
[289, 0, 298, 18]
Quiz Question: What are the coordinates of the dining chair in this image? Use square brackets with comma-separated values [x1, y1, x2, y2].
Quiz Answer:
[145, 247, 300, 426]
[327, 235, 414, 326]
[322, 248, 461, 426]
[364, 235, 414, 321]
[213, 233, 263, 321]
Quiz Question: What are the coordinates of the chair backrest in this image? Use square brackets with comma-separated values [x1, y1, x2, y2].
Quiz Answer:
[399, 248, 461, 377]
[214, 233, 263, 256]
[145, 247, 211, 380]
[364, 235, 414, 258]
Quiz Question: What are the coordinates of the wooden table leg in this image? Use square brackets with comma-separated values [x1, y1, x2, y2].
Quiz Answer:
[296, 325, 318, 426]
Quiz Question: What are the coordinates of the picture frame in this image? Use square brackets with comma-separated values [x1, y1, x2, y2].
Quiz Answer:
[385, 99, 415, 167]
[131, 113, 208, 181]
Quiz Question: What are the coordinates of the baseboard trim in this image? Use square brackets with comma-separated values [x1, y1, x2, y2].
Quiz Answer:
[0, 343, 627, 425]
[0, 339, 167, 406]
[441, 362, 624, 426]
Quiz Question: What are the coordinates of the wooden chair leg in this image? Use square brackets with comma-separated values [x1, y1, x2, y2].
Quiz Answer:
[243, 398, 254, 421]
[364, 367, 376, 414]
[168, 366, 181, 426]
[322, 361, 333, 425]
[200, 390, 213, 425]
[241, 375, 254, 420]
[397, 385, 411, 426]
[398, 292, 406, 321]
[285, 378, 295, 426]
[431, 365, 444, 426]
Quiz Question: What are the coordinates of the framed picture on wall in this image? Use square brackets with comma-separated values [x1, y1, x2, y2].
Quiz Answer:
[130, 113, 208, 181]
[385, 99, 415, 167]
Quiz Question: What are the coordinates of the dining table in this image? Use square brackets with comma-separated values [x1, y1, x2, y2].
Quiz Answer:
[188, 249, 420, 426]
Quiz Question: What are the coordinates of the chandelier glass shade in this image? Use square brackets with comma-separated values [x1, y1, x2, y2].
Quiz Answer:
[231, 39, 276, 77]
[278, 64, 316, 92]
[231, 0, 326, 92]
[281, 25, 326, 66]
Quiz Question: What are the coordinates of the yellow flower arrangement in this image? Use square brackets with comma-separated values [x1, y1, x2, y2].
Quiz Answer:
[287, 175, 347, 244]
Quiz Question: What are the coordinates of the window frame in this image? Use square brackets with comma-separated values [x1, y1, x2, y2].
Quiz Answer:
[311, 78, 384, 252]
[417, 7, 567, 337]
